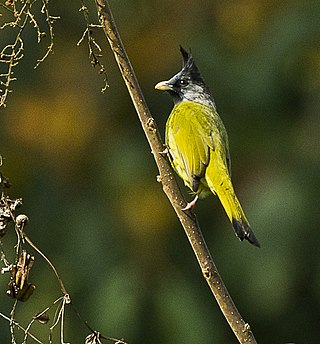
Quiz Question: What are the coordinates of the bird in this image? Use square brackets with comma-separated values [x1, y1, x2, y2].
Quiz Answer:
[155, 47, 260, 247]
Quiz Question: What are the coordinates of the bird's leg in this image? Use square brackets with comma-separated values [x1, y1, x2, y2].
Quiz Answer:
[182, 195, 199, 211]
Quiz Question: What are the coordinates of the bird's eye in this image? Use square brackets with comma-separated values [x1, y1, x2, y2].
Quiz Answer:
[179, 79, 186, 85]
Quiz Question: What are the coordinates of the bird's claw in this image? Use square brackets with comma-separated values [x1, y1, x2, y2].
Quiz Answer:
[182, 195, 199, 211]
[159, 145, 169, 156]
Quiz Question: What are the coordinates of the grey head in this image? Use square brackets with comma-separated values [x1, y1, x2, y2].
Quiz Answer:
[155, 46, 215, 108]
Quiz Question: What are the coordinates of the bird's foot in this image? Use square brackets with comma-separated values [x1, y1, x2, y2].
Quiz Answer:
[182, 195, 199, 211]
[159, 145, 169, 156]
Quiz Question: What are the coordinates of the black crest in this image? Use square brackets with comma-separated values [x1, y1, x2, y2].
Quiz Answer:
[179, 46, 203, 84]
[180, 46, 191, 64]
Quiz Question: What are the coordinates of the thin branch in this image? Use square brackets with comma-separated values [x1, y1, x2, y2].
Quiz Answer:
[49, 295, 70, 344]
[0, 0, 60, 107]
[77, 1, 109, 93]
[93, 1, 258, 343]
[34, 0, 60, 69]
[0, 167, 127, 344]
[15, 214, 69, 296]
[0, 311, 44, 344]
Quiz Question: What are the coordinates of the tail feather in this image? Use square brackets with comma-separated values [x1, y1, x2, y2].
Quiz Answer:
[208, 175, 260, 247]
[232, 219, 260, 247]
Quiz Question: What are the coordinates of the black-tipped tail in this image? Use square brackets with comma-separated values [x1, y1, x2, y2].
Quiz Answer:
[232, 219, 260, 247]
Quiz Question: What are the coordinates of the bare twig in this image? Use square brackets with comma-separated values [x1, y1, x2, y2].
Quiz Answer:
[78, 1, 109, 93]
[0, 0, 60, 107]
[15, 214, 69, 296]
[0, 166, 127, 344]
[0, 311, 43, 344]
[93, 1, 257, 343]
[49, 295, 70, 344]
[34, 0, 60, 69]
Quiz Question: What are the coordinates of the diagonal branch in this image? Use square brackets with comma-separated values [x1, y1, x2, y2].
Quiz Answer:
[93, 1, 257, 343]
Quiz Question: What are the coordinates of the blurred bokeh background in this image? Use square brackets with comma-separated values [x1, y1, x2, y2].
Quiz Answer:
[1, 0, 320, 343]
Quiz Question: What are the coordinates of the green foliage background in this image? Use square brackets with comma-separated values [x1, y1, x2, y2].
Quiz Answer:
[1, 0, 320, 343]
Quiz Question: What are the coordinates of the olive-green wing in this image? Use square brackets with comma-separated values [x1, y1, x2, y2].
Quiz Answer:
[166, 101, 229, 193]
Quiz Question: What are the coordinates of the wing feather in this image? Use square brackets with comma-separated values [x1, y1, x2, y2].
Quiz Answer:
[166, 101, 229, 193]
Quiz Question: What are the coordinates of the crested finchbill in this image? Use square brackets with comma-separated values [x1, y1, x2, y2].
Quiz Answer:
[155, 47, 260, 247]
